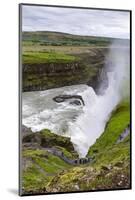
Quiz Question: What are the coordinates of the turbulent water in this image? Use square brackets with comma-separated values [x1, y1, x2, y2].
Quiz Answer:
[23, 85, 85, 135]
[22, 41, 129, 158]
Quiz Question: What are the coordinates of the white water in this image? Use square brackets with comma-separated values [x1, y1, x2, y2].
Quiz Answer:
[68, 42, 130, 157]
[22, 41, 129, 157]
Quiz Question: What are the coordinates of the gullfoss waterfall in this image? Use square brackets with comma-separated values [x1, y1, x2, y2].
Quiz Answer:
[69, 41, 129, 157]
[22, 41, 129, 158]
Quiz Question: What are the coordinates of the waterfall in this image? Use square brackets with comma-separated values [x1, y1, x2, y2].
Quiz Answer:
[67, 40, 130, 157]
[22, 40, 129, 158]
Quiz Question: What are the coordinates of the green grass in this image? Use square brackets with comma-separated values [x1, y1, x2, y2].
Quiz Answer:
[87, 99, 130, 167]
[47, 100, 130, 192]
[23, 163, 52, 192]
[23, 52, 76, 64]
[23, 149, 70, 173]
[22, 148, 71, 193]
[22, 100, 130, 193]
[54, 146, 78, 159]
[39, 129, 75, 152]
[34, 156, 68, 173]
[23, 149, 45, 157]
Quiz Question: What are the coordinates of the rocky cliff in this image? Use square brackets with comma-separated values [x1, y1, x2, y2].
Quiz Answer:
[22, 49, 108, 93]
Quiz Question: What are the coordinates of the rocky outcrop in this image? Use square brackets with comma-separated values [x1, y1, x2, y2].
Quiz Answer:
[22, 129, 78, 155]
[53, 95, 85, 106]
[88, 67, 108, 94]
[23, 61, 87, 92]
[22, 125, 33, 136]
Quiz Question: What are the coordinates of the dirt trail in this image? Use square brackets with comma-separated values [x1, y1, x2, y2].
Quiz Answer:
[44, 147, 93, 165]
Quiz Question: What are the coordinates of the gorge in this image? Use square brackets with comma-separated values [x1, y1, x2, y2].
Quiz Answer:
[22, 39, 129, 157]
[21, 31, 130, 194]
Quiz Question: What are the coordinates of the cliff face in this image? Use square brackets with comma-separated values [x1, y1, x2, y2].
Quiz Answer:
[22, 31, 128, 93]
[22, 49, 108, 92]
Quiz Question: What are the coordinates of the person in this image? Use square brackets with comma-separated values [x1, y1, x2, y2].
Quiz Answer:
[74, 159, 77, 164]
[119, 134, 123, 140]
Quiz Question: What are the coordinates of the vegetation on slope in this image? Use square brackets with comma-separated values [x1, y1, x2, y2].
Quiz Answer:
[21, 100, 130, 194]
[22, 31, 112, 46]
[22, 149, 71, 194]
[23, 129, 77, 154]
[22, 129, 78, 194]
[47, 161, 130, 192]
[46, 100, 130, 192]
[87, 100, 130, 167]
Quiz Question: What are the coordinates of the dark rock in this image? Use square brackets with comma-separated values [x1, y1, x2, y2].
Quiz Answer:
[22, 125, 33, 136]
[114, 161, 123, 168]
[69, 100, 81, 106]
[53, 95, 85, 106]
[101, 165, 110, 171]
[93, 149, 98, 153]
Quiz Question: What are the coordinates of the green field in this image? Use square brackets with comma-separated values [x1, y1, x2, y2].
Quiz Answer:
[23, 52, 77, 64]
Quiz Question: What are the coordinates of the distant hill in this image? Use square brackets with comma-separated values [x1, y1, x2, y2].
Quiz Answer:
[22, 31, 128, 46]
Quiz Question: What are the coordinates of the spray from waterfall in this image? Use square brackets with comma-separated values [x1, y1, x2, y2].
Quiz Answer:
[68, 40, 130, 157]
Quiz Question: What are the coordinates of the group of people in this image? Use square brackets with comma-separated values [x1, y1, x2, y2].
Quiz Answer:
[74, 157, 92, 165]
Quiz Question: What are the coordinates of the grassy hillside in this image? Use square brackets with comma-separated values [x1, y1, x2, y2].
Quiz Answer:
[87, 100, 130, 166]
[46, 100, 130, 193]
[22, 31, 111, 46]
[21, 129, 79, 194]
[21, 100, 130, 194]
[22, 149, 71, 194]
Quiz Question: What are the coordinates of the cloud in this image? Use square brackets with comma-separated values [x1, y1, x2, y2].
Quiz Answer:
[22, 5, 130, 39]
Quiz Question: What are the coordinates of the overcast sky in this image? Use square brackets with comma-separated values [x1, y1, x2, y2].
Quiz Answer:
[22, 5, 130, 39]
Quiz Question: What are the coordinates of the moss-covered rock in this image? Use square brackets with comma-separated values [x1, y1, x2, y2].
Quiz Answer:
[22, 129, 77, 153]
[46, 160, 130, 193]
